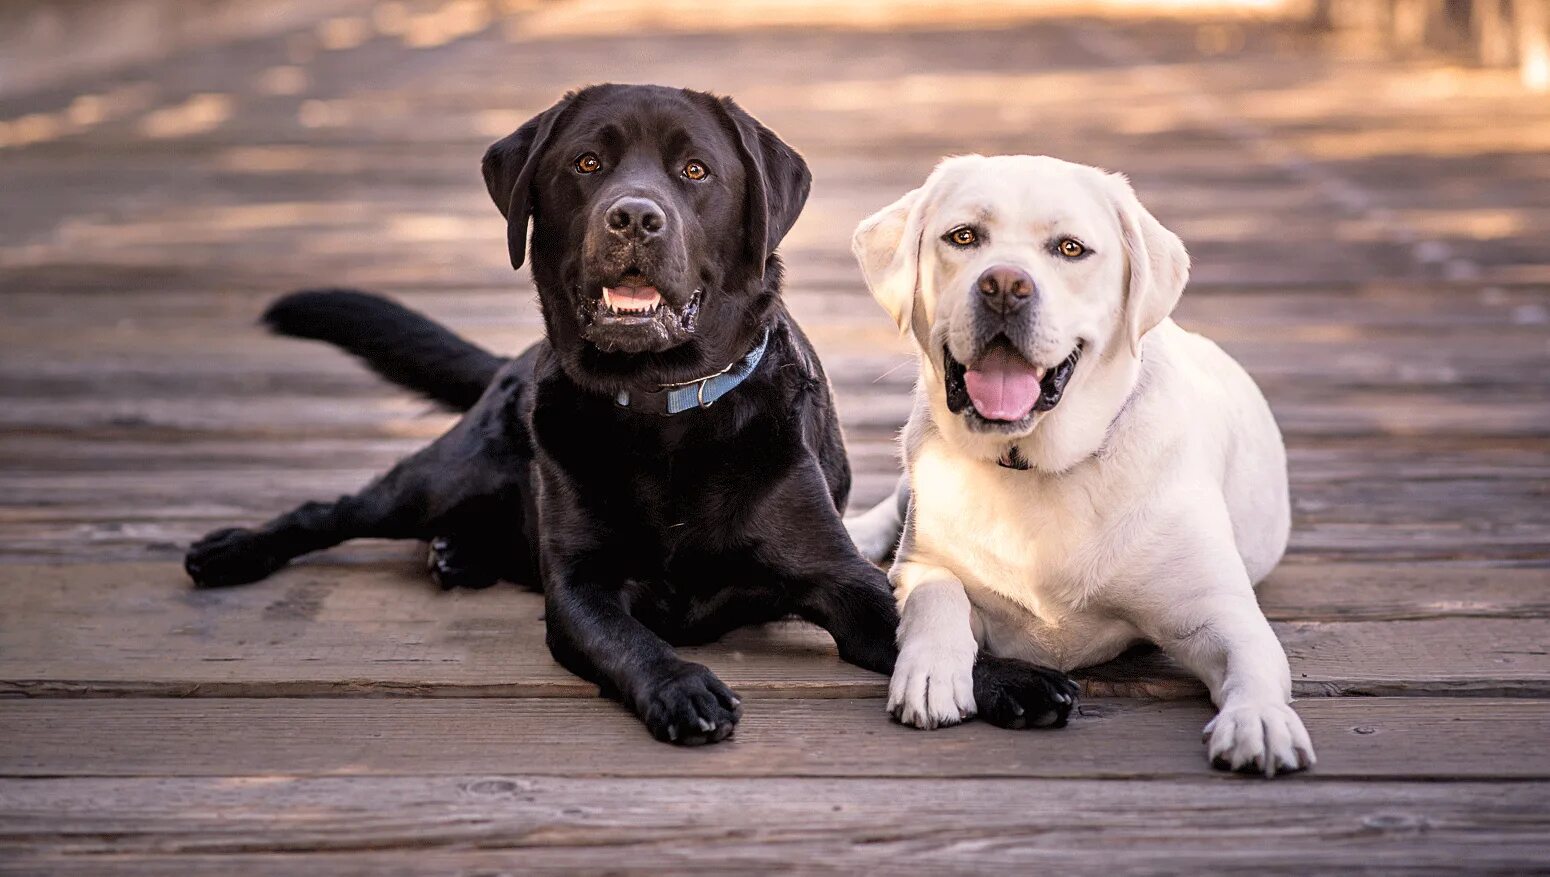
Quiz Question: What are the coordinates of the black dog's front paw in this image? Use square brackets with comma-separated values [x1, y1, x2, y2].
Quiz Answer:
[184, 528, 289, 587]
[426, 537, 501, 590]
[973, 655, 1079, 729]
[637, 663, 742, 746]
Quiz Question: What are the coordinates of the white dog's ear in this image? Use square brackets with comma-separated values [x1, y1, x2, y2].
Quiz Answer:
[852, 187, 926, 340]
[1108, 173, 1189, 355]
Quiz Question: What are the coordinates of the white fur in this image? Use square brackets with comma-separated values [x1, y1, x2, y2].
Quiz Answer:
[843, 475, 907, 565]
[886, 578, 978, 728]
[852, 155, 1314, 776]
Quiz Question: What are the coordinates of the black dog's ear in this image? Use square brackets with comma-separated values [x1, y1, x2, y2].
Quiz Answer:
[715, 96, 812, 279]
[482, 92, 577, 271]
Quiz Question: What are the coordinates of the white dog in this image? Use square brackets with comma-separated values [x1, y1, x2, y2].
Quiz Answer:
[846, 155, 1315, 776]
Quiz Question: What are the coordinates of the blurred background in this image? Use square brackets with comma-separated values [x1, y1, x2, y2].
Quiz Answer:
[3, 7, 1550, 869]
[1, 1, 1547, 561]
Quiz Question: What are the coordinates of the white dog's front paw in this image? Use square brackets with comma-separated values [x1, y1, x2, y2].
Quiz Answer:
[1204, 700, 1316, 777]
[887, 640, 976, 730]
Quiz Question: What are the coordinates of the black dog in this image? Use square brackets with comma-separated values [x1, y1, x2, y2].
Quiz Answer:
[184, 84, 1078, 743]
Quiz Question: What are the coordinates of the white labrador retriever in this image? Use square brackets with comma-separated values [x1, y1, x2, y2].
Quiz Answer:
[847, 155, 1315, 776]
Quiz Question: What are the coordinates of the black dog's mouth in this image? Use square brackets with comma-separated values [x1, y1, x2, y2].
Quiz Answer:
[579, 271, 702, 353]
[944, 339, 1083, 433]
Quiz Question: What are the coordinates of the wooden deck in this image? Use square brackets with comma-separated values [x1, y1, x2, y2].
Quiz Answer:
[3, 3, 1549, 872]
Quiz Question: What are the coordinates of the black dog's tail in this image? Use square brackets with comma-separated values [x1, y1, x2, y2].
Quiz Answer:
[264, 289, 505, 411]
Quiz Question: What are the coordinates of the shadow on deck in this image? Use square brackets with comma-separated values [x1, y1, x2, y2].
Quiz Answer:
[1, 2, 1548, 872]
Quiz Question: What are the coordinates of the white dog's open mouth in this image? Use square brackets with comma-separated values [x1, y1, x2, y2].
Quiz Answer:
[944, 340, 1082, 429]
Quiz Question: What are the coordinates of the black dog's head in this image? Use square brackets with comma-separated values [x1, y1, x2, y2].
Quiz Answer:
[483, 84, 810, 390]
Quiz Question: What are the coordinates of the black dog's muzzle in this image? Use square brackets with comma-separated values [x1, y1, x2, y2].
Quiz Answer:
[605, 195, 667, 243]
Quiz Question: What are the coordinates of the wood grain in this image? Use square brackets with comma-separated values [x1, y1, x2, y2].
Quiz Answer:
[4, 2, 1550, 871]
[4, 564, 1548, 699]
[3, 697, 1548, 780]
[2, 777, 1547, 874]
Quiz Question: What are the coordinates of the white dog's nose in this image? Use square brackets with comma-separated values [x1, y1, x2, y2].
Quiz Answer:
[976, 264, 1035, 316]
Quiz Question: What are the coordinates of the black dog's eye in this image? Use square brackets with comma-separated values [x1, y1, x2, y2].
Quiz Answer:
[575, 153, 602, 174]
[944, 226, 979, 248]
[1056, 238, 1088, 259]
[682, 160, 708, 181]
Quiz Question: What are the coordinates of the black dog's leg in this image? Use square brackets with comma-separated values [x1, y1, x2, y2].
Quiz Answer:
[185, 418, 507, 587]
[543, 560, 742, 745]
[185, 466, 428, 588]
[761, 469, 899, 676]
[972, 654, 1080, 729]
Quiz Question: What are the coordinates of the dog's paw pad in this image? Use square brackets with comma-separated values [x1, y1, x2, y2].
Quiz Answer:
[972, 655, 1079, 730]
[639, 663, 742, 746]
[184, 528, 287, 587]
[1205, 701, 1315, 777]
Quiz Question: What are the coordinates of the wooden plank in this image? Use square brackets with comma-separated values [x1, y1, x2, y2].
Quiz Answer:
[1, 386, 1545, 441]
[5, 467, 1541, 564]
[1, 777, 1547, 874]
[5, 326, 1546, 397]
[3, 306, 1546, 383]
[1, 697, 1547, 780]
[2, 285, 1546, 330]
[2, 434, 1546, 484]
[4, 464, 1541, 530]
[2, 564, 1547, 698]
[15, 513, 1541, 566]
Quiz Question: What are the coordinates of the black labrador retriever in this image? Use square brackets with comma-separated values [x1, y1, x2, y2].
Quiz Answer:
[184, 84, 1078, 743]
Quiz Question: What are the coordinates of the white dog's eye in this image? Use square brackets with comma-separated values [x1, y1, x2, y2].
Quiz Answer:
[1057, 238, 1087, 259]
[944, 226, 978, 247]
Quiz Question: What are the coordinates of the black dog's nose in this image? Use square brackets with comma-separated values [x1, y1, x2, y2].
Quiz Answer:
[606, 196, 666, 239]
[976, 265, 1035, 315]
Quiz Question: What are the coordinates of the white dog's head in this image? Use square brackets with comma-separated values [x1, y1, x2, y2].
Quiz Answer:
[853, 155, 1188, 469]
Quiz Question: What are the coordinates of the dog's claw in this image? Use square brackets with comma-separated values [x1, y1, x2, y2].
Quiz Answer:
[639, 663, 741, 746]
[972, 655, 1078, 731]
[426, 536, 501, 590]
[1205, 701, 1315, 777]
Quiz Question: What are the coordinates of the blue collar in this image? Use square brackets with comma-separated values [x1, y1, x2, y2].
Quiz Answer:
[614, 329, 770, 416]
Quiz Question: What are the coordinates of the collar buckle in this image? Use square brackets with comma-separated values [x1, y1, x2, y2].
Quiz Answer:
[613, 328, 770, 416]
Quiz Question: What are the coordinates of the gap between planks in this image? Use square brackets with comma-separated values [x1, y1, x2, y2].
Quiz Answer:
[2, 697, 1548, 781]
[3, 563, 1550, 700]
[3, 778, 1547, 874]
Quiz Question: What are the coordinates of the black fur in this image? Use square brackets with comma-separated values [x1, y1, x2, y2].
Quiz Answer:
[186, 84, 1076, 744]
[263, 289, 503, 411]
[972, 655, 1080, 729]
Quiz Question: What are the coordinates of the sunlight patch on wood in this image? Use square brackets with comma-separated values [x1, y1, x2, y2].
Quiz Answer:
[0, 84, 155, 149]
[386, 214, 489, 243]
[214, 146, 358, 175]
[509, 0, 1299, 38]
[137, 93, 233, 140]
[253, 65, 310, 97]
[1292, 123, 1550, 159]
[378, 0, 496, 48]
[317, 15, 373, 51]
[298, 99, 348, 129]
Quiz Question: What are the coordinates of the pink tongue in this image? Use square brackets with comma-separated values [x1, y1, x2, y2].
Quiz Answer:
[963, 347, 1043, 421]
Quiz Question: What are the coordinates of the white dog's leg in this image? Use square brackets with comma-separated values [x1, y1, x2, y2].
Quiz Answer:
[887, 569, 978, 729]
[1138, 550, 1315, 776]
[844, 476, 909, 565]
